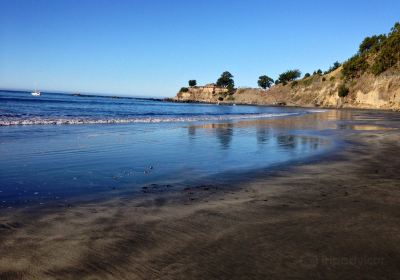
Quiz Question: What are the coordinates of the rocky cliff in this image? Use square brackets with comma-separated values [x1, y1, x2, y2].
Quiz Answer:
[175, 84, 228, 103]
[173, 68, 400, 110]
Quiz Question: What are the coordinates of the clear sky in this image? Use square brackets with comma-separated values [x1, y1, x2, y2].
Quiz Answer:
[0, 0, 399, 97]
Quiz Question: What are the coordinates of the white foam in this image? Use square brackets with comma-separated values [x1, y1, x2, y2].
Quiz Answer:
[0, 112, 304, 126]
[307, 109, 328, 113]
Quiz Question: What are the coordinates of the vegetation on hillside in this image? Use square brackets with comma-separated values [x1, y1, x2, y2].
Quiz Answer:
[277, 69, 301, 85]
[216, 71, 235, 91]
[324, 61, 341, 74]
[179, 87, 189, 93]
[188, 80, 197, 87]
[338, 84, 349, 97]
[342, 22, 400, 79]
[312, 69, 322, 75]
[257, 75, 274, 89]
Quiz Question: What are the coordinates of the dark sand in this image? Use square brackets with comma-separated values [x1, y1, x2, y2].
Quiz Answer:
[1, 110, 400, 279]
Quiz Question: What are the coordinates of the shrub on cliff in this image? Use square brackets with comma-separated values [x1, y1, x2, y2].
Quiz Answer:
[188, 80, 197, 87]
[180, 87, 189, 93]
[257, 75, 274, 89]
[359, 35, 386, 53]
[216, 71, 235, 89]
[304, 73, 310, 78]
[324, 61, 341, 74]
[278, 69, 301, 84]
[342, 54, 368, 79]
[338, 84, 349, 97]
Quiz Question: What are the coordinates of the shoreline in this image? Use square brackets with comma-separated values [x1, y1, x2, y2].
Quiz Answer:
[0, 136, 338, 212]
[165, 97, 400, 112]
[1, 110, 400, 279]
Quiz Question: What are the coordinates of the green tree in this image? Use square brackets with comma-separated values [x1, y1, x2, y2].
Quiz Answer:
[188, 80, 197, 87]
[304, 73, 311, 78]
[278, 69, 301, 84]
[216, 71, 235, 88]
[333, 61, 341, 69]
[257, 75, 274, 89]
[359, 35, 386, 53]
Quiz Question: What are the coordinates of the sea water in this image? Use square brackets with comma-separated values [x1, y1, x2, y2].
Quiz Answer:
[0, 90, 331, 207]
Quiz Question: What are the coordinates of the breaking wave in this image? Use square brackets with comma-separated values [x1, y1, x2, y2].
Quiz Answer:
[0, 112, 303, 126]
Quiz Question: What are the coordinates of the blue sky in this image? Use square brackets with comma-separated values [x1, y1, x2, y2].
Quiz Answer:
[0, 0, 399, 97]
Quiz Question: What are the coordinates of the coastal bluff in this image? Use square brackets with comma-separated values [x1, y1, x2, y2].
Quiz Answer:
[175, 83, 229, 103]
[173, 68, 400, 110]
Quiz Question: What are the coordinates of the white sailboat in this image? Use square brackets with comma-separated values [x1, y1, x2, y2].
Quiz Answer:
[31, 89, 41, 96]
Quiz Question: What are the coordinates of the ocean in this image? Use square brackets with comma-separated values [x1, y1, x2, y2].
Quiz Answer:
[0, 90, 331, 207]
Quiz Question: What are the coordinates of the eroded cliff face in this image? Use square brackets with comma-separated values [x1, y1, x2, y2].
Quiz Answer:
[173, 69, 400, 110]
[279, 69, 400, 110]
[175, 85, 228, 103]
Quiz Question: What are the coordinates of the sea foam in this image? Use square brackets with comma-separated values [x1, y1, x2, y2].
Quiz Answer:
[0, 112, 302, 126]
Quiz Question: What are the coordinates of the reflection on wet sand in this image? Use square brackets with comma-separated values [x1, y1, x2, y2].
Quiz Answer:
[187, 118, 328, 154]
[187, 110, 396, 146]
[276, 134, 297, 150]
[215, 123, 234, 149]
[256, 126, 270, 144]
[187, 109, 345, 131]
[185, 108, 400, 160]
[336, 124, 395, 131]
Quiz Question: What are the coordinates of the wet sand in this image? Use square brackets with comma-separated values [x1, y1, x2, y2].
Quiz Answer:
[1, 110, 400, 279]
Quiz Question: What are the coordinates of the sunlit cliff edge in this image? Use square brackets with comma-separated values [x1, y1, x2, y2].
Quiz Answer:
[173, 69, 400, 110]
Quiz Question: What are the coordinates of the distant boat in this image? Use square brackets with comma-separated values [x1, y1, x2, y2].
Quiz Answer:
[31, 90, 41, 96]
